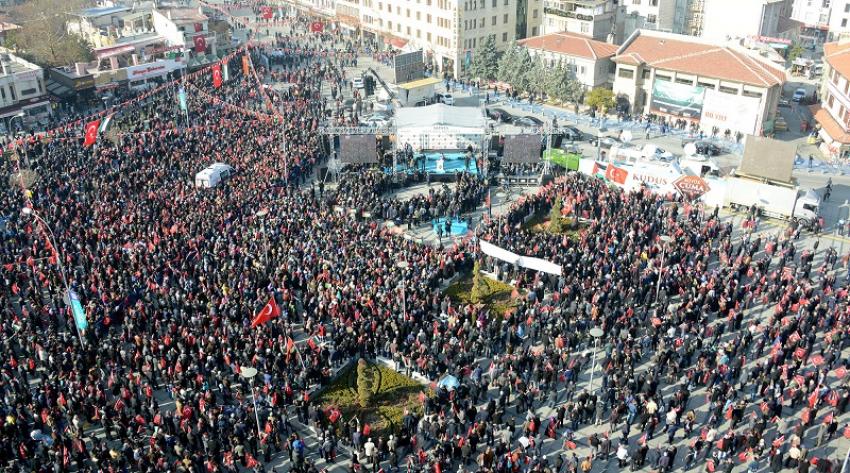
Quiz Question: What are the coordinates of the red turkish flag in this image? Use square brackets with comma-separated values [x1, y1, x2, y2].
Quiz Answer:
[193, 35, 207, 53]
[605, 164, 628, 185]
[310, 21, 324, 33]
[212, 63, 223, 88]
[83, 119, 100, 148]
[250, 296, 280, 328]
[835, 366, 847, 378]
[261, 6, 273, 19]
[794, 347, 807, 359]
[811, 354, 825, 366]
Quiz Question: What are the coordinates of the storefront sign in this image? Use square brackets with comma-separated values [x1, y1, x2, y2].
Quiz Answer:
[673, 175, 711, 200]
[700, 88, 760, 135]
[543, 7, 593, 21]
[125, 59, 185, 81]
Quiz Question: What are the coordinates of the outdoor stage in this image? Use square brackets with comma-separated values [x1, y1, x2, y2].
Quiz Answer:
[387, 150, 480, 176]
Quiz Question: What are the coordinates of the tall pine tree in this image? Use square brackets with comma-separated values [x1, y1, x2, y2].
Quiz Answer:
[469, 35, 500, 81]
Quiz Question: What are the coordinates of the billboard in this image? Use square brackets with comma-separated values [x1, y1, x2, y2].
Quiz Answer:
[339, 135, 378, 164]
[700, 88, 761, 136]
[650, 81, 705, 119]
[543, 148, 581, 170]
[394, 50, 424, 84]
[503, 134, 542, 163]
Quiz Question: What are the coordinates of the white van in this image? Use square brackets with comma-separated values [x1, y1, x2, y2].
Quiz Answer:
[195, 163, 234, 188]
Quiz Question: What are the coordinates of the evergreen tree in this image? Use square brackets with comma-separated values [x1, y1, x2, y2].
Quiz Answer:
[470, 260, 487, 303]
[497, 43, 522, 87]
[549, 198, 563, 234]
[356, 359, 373, 408]
[528, 55, 548, 97]
[469, 35, 500, 81]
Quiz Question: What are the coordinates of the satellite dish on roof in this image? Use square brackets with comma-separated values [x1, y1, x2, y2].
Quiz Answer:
[621, 130, 632, 142]
[684, 142, 698, 157]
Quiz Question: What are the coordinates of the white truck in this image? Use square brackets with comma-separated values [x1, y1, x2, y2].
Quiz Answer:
[724, 176, 820, 225]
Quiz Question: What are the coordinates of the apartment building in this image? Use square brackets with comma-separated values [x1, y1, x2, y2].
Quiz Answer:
[813, 41, 850, 159]
[540, 0, 617, 39]
[336, 0, 542, 78]
[0, 50, 49, 131]
[519, 31, 616, 89]
[701, 0, 793, 42]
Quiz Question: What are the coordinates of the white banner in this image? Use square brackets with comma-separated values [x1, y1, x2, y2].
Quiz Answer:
[480, 240, 562, 275]
[700, 88, 761, 136]
[517, 256, 562, 276]
[480, 239, 520, 264]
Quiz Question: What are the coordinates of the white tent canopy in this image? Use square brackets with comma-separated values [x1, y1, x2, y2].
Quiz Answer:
[395, 104, 486, 130]
[396, 104, 486, 151]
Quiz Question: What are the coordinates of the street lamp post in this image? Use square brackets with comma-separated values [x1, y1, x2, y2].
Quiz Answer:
[239, 366, 263, 438]
[587, 327, 604, 394]
[838, 200, 850, 259]
[397, 261, 409, 319]
[655, 235, 673, 306]
[21, 207, 85, 347]
[596, 126, 608, 161]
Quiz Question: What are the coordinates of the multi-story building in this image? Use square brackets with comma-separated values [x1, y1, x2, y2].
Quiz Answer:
[0, 49, 49, 132]
[519, 31, 616, 89]
[612, 29, 785, 137]
[828, 1, 850, 41]
[335, 0, 543, 78]
[791, 0, 831, 43]
[618, 0, 689, 38]
[684, 0, 704, 36]
[540, 0, 616, 39]
[813, 41, 850, 159]
[701, 0, 793, 42]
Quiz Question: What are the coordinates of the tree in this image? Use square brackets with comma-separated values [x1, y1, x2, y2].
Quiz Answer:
[549, 197, 563, 234]
[512, 48, 534, 93]
[470, 260, 487, 304]
[527, 55, 548, 97]
[497, 43, 522, 87]
[468, 35, 499, 81]
[356, 359, 374, 408]
[7, 0, 93, 67]
[545, 62, 584, 106]
[788, 44, 805, 63]
[585, 88, 616, 113]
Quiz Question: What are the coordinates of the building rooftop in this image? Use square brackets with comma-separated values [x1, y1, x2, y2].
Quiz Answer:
[519, 31, 618, 60]
[78, 5, 131, 18]
[613, 30, 785, 87]
[158, 7, 208, 23]
[397, 77, 441, 90]
[824, 41, 850, 79]
[811, 104, 850, 144]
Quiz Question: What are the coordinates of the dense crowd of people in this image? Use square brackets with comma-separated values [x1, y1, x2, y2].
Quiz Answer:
[0, 5, 849, 473]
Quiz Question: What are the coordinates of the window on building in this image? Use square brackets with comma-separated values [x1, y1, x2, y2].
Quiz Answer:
[718, 85, 738, 94]
[504, 13, 508, 23]
[845, 78, 849, 95]
[406, 8, 410, 16]
[502, 32, 508, 41]
[428, 14, 432, 23]
[655, 74, 671, 81]
[650, 0, 658, 5]
[647, 14, 657, 23]
[388, 20, 393, 29]
[492, 15, 497, 25]
[532, 8, 537, 17]
[407, 26, 411, 34]
[480, 18, 485, 27]
[427, 32, 432, 40]
[642, 69, 651, 79]
[843, 18, 848, 27]
[505, 0, 509, 5]
[829, 92, 835, 108]
[697, 81, 715, 89]
[532, 26, 538, 35]
[580, 22, 589, 33]
[492, 0, 496, 6]
[19, 87, 36, 96]
[0, 88, 6, 100]
[580, 66, 586, 74]
[845, 2, 849, 12]
[742, 90, 762, 98]
[632, 0, 640, 4]
[417, 29, 421, 37]
[416, 11, 420, 20]
[675, 77, 693, 85]
[618, 68, 634, 79]
[9, 85, 15, 101]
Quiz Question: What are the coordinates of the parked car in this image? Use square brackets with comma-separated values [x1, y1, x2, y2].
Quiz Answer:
[792, 88, 807, 102]
[693, 141, 721, 156]
[778, 98, 791, 108]
[587, 135, 622, 149]
[486, 108, 514, 123]
[561, 126, 585, 142]
[440, 93, 455, 105]
[352, 77, 365, 89]
[514, 116, 544, 127]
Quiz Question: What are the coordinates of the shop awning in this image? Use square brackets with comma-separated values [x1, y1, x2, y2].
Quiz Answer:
[811, 104, 850, 144]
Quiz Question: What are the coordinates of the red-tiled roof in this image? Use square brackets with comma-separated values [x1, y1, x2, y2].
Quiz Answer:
[811, 104, 850, 144]
[519, 31, 618, 60]
[613, 32, 785, 87]
[824, 42, 850, 79]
